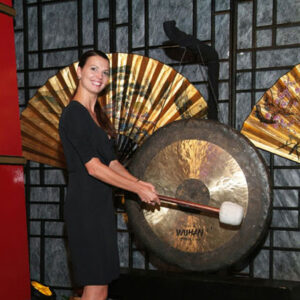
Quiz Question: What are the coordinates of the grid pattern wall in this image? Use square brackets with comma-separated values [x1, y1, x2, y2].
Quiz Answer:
[13, 0, 300, 298]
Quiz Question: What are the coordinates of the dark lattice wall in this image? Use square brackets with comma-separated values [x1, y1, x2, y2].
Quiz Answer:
[13, 0, 300, 298]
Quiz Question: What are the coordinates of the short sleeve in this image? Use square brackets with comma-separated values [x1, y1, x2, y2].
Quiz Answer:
[59, 103, 98, 164]
[100, 138, 117, 164]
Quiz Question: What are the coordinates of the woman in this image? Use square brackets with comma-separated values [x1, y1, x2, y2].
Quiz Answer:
[59, 50, 160, 300]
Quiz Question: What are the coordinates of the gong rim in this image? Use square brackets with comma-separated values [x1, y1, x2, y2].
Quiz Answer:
[125, 119, 272, 272]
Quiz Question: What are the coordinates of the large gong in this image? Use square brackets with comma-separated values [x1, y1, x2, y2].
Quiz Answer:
[125, 119, 271, 272]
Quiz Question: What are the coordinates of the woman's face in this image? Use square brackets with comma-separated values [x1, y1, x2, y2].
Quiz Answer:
[77, 55, 110, 95]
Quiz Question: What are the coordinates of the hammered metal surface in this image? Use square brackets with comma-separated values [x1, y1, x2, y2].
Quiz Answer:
[142, 139, 248, 253]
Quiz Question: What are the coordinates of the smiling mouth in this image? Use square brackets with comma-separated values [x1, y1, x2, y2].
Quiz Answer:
[92, 81, 102, 86]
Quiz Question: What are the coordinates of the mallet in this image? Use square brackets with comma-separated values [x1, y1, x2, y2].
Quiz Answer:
[158, 194, 244, 226]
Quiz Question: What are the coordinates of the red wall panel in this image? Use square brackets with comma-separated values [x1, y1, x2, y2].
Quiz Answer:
[0, 1, 31, 299]
[0, 166, 30, 299]
[0, 1, 22, 156]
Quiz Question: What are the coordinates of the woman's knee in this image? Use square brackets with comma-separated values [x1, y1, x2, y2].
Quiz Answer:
[82, 285, 108, 300]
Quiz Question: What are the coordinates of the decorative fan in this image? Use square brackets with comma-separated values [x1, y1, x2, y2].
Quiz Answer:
[241, 63, 300, 163]
[21, 52, 207, 168]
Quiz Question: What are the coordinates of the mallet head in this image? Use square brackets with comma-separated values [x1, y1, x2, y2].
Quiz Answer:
[219, 201, 244, 226]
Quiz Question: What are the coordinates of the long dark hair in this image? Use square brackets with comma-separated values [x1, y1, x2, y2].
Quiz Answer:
[78, 50, 116, 138]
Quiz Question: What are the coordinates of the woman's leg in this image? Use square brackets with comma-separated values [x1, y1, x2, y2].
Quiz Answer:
[81, 285, 108, 300]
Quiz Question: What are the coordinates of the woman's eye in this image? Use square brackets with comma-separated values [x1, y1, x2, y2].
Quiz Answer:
[104, 71, 110, 76]
[91, 67, 97, 71]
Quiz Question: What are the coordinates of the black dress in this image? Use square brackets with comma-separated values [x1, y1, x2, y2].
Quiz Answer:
[59, 100, 120, 286]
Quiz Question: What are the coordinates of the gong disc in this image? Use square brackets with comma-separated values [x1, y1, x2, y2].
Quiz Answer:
[125, 119, 271, 272]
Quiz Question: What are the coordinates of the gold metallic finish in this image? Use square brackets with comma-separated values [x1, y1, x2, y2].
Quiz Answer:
[20, 53, 207, 168]
[241, 64, 300, 163]
[0, 155, 26, 165]
[142, 139, 248, 253]
[31, 281, 52, 296]
[0, 3, 16, 17]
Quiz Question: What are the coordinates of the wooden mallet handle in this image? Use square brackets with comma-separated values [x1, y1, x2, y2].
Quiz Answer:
[158, 194, 220, 213]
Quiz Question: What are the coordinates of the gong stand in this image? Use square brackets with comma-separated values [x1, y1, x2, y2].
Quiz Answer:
[163, 20, 219, 120]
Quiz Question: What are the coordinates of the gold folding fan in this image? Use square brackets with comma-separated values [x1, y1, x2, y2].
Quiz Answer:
[241, 63, 300, 162]
[21, 52, 207, 168]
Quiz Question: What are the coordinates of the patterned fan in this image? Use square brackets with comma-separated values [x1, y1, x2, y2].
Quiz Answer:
[241, 63, 300, 163]
[21, 52, 207, 168]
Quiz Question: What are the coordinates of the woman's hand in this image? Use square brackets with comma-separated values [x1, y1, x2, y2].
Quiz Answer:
[136, 180, 160, 206]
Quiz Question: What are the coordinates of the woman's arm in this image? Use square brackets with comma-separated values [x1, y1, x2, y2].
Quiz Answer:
[109, 160, 138, 182]
[109, 159, 157, 194]
[85, 157, 160, 205]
